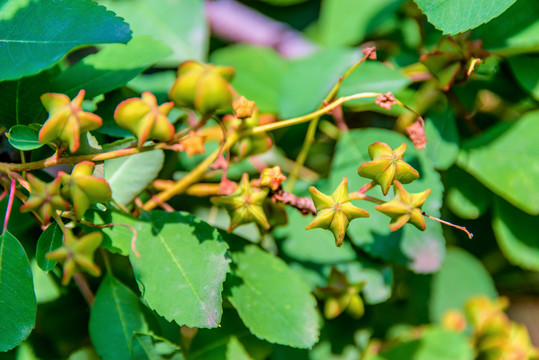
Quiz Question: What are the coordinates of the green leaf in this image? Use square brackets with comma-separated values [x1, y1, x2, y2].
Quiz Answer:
[0, 231, 37, 352]
[85, 210, 136, 256]
[36, 222, 63, 271]
[129, 211, 230, 328]
[429, 248, 497, 323]
[52, 36, 172, 99]
[98, 0, 207, 66]
[279, 48, 359, 118]
[105, 149, 164, 206]
[508, 55, 539, 101]
[374, 327, 473, 360]
[413, 0, 517, 35]
[423, 109, 459, 170]
[329, 129, 445, 272]
[188, 309, 273, 360]
[457, 109, 539, 215]
[211, 45, 289, 114]
[446, 166, 491, 219]
[130, 333, 184, 360]
[318, 0, 403, 46]
[0, 68, 57, 128]
[493, 197, 539, 271]
[226, 336, 254, 360]
[228, 245, 320, 349]
[89, 275, 149, 360]
[255, 0, 308, 5]
[338, 61, 411, 102]
[0, 0, 131, 81]
[472, 0, 539, 54]
[6, 125, 43, 150]
[30, 259, 60, 304]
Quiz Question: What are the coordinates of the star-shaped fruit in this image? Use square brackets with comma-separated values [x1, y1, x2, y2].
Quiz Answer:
[358, 142, 419, 195]
[39, 90, 102, 153]
[374, 180, 430, 232]
[211, 173, 269, 231]
[59, 161, 111, 220]
[46, 229, 102, 285]
[168, 60, 235, 115]
[114, 91, 175, 147]
[306, 177, 369, 247]
[180, 131, 206, 157]
[317, 267, 365, 319]
[232, 96, 256, 119]
[20, 174, 70, 225]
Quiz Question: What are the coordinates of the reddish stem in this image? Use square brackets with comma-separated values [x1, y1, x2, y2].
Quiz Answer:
[422, 212, 474, 239]
[74, 273, 95, 307]
[2, 179, 16, 234]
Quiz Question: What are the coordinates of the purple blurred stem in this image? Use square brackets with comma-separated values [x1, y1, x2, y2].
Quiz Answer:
[205, 0, 317, 58]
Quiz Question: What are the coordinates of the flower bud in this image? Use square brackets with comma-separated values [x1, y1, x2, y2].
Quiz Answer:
[169, 61, 235, 115]
[258, 166, 287, 191]
[306, 177, 369, 247]
[39, 90, 102, 153]
[114, 91, 175, 147]
[59, 161, 111, 220]
[358, 142, 419, 195]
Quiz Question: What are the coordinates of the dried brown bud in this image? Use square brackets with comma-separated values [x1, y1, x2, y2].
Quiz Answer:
[375, 92, 397, 111]
[406, 117, 427, 150]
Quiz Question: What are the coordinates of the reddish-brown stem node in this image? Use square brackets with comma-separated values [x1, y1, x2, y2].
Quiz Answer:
[422, 212, 474, 239]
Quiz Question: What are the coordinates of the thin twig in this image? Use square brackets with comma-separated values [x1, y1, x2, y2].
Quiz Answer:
[73, 273, 95, 307]
[423, 212, 474, 239]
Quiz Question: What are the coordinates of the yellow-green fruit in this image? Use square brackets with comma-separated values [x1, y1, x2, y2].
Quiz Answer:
[169, 61, 235, 115]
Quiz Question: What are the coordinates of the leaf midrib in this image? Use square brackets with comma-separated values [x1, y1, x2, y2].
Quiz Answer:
[142, 213, 218, 326]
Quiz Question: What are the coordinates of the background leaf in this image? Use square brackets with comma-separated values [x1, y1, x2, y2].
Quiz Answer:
[211, 45, 289, 114]
[423, 109, 459, 170]
[413, 0, 517, 34]
[89, 275, 149, 360]
[0, 0, 131, 81]
[0, 231, 37, 352]
[227, 245, 320, 349]
[36, 223, 63, 271]
[130, 333, 185, 360]
[52, 36, 171, 99]
[446, 166, 491, 219]
[472, 0, 539, 54]
[458, 109, 539, 215]
[105, 149, 165, 206]
[129, 211, 230, 328]
[373, 327, 473, 360]
[493, 197, 539, 271]
[338, 61, 412, 101]
[279, 48, 359, 118]
[6, 125, 43, 151]
[508, 55, 539, 101]
[98, 0, 207, 66]
[0, 68, 57, 128]
[318, 0, 403, 46]
[429, 248, 497, 322]
[226, 336, 254, 360]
